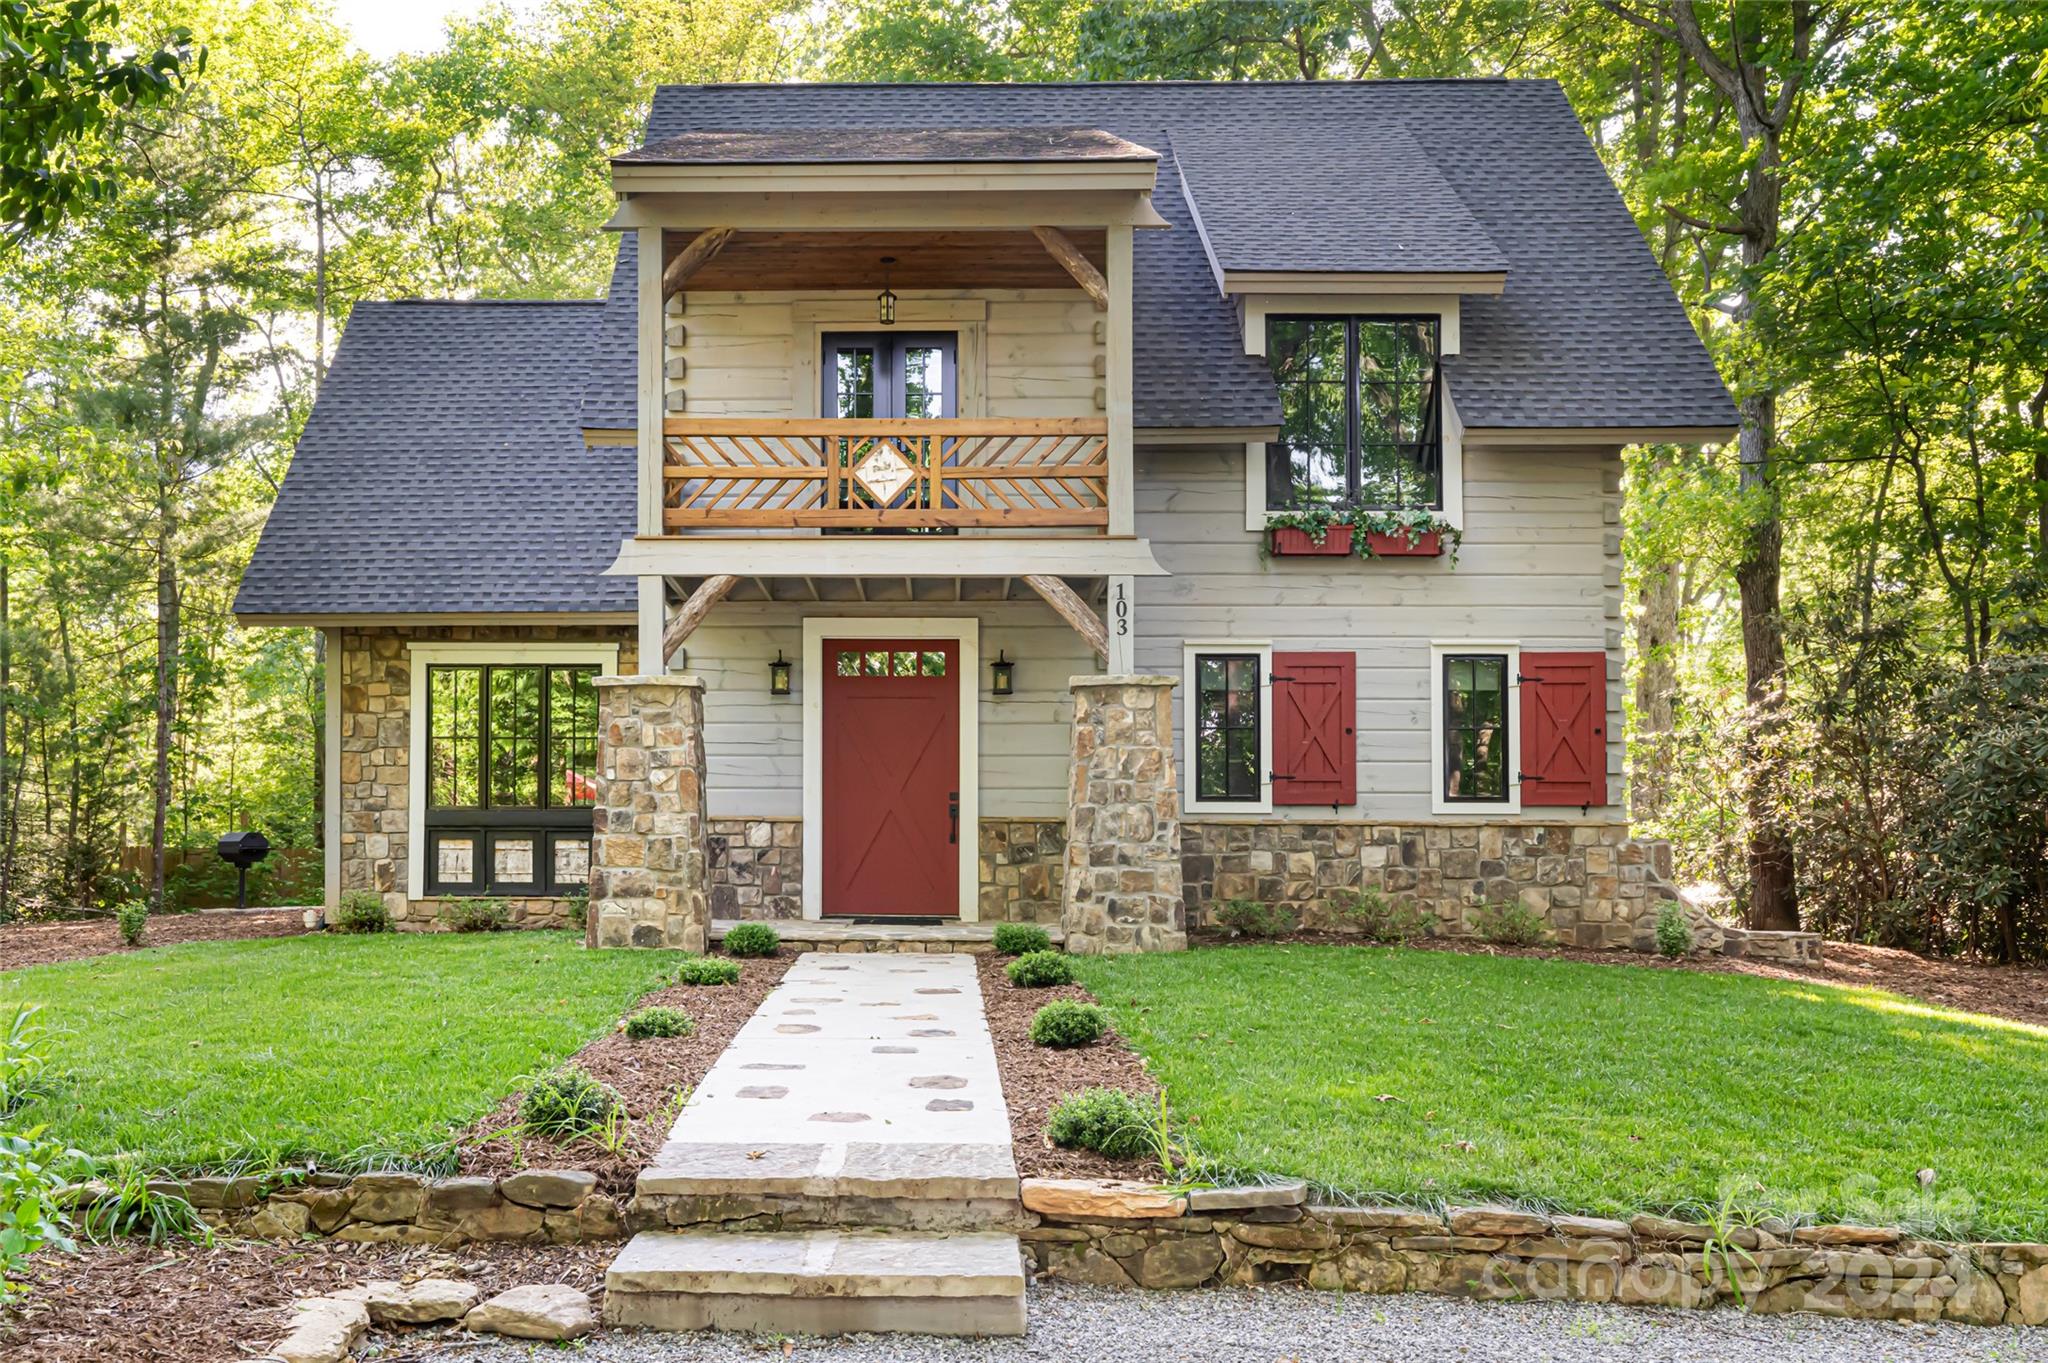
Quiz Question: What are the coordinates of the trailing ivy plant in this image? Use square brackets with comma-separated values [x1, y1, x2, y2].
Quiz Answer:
[1261, 504, 1463, 566]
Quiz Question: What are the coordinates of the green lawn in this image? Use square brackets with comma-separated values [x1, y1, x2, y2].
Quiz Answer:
[1075, 945, 2048, 1241]
[0, 931, 679, 1171]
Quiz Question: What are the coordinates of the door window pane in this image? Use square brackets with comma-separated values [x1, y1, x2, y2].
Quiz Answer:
[549, 666, 598, 807]
[832, 347, 877, 418]
[1195, 654, 1261, 802]
[903, 345, 946, 418]
[428, 667, 482, 808]
[1444, 654, 1509, 801]
[487, 666, 542, 808]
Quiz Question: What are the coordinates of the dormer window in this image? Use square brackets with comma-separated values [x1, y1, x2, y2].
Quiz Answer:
[1264, 316, 1442, 511]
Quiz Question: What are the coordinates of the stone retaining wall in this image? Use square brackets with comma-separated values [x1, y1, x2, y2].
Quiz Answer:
[1018, 1180, 2044, 1327]
[158, 1169, 623, 1245]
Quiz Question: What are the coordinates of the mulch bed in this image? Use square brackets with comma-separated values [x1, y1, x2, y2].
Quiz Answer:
[1192, 928, 2048, 1029]
[975, 953, 1159, 1182]
[0, 909, 311, 972]
[453, 954, 791, 1194]
[4, 1238, 612, 1363]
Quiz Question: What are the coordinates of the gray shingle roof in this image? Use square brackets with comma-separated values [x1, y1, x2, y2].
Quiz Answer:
[1170, 125, 1508, 277]
[618, 126, 1156, 165]
[236, 300, 635, 619]
[581, 80, 1731, 434]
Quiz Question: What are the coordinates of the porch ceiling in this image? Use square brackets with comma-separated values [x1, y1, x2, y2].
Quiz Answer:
[662, 228, 1106, 293]
[664, 574, 1107, 607]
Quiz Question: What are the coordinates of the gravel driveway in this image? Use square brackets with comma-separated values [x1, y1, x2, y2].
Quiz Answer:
[409, 1282, 2047, 1363]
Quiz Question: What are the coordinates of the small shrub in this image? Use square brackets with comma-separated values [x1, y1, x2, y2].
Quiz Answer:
[992, 922, 1053, 956]
[518, 1067, 625, 1139]
[623, 1006, 694, 1040]
[1005, 950, 1075, 987]
[439, 896, 511, 933]
[1325, 887, 1431, 942]
[1655, 901, 1696, 958]
[675, 955, 742, 986]
[1029, 1000, 1109, 1048]
[115, 901, 147, 947]
[563, 888, 590, 932]
[0, 1007, 51, 1120]
[1213, 897, 1295, 939]
[0, 1129, 89, 1299]
[722, 922, 780, 957]
[1046, 1087, 1152, 1160]
[333, 890, 390, 934]
[1472, 897, 1550, 946]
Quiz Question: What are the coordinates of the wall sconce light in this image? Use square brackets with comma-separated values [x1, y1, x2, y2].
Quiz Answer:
[768, 650, 793, 696]
[990, 650, 1015, 697]
[877, 255, 898, 327]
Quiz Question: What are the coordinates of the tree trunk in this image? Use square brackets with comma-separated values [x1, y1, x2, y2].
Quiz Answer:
[152, 495, 180, 914]
[1632, 552, 1682, 823]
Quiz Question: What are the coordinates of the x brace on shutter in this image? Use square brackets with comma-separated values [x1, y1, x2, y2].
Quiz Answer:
[1267, 673, 1296, 781]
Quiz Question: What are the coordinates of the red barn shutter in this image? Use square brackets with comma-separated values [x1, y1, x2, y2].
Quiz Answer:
[1518, 651, 1608, 806]
[1271, 651, 1355, 806]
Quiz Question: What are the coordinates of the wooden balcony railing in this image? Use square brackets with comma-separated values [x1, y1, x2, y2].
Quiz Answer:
[660, 417, 1110, 532]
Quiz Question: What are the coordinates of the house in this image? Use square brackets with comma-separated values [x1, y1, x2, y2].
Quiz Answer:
[234, 79, 1732, 954]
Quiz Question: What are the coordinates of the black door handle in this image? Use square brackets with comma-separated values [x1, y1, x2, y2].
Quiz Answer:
[948, 791, 959, 844]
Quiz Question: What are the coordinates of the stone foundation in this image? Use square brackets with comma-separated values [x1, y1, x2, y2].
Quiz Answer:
[1019, 1180, 2045, 1327]
[403, 897, 580, 932]
[706, 817, 803, 920]
[1061, 676, 1186, 954]
[591, 675, 711, 951]
[979, 818, 1067, 924]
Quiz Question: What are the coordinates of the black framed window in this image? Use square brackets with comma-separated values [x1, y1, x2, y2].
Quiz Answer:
[1443, 654, 1509, 802]
[426, 664, 597, 895]
[1193, 654, 1261, 803]
[821, 333, 957, 420]
[1266, 315, 1442, 511]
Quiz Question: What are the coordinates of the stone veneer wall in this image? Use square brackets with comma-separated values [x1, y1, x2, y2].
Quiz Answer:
[706, 817, 803, 919]
[1061, 676, 1187, 954]
[590, 675, 711, 951]
[1017, 1182, 2044, 1327]
[336, 624, 634, 928]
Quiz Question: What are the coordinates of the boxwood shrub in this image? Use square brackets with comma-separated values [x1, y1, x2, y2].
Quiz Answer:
[623, 1006, 694, 1040]
[675, 955, 742, 986]
[1005, 950, 1075, 987]
[1046, 1087, 1152, 1160]
[1029, 1000, 1108, 1048]
[519, 1066, 624, 1138]
[333, 889, 391, 934]
[992, 922, 1052, 956]
[722, 923, 780, 957]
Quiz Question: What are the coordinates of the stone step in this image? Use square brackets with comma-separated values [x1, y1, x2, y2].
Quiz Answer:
[603, 1228, 1027, 1337]
[633, 1139, 1022, 1231]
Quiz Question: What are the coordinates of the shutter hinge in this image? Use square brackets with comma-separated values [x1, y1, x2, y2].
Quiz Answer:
[1516, 673, 1546, 685]
[1269, 772, 1296, 782]
[1269, 673, 1299, 683]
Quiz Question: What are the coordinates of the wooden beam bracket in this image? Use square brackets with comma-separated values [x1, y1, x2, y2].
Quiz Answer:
[1023, 573, 1110, 665]
[1030, 226, 1110, 310]
[662, 573, 739, 663]
[661, 227, 735, 300]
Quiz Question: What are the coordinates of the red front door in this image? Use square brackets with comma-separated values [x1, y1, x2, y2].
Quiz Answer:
[821, 640, 960, 917]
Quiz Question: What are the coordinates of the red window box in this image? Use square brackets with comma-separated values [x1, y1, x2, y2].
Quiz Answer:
[1268, 524, 1354, 556]
[1363, 529, 1443, 557]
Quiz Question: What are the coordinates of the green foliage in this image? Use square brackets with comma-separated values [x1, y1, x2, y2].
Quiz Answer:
[992, 922, 1052, 955]
[438, 897, 510, 933]
[1324, 887, 1431, 943]
[1045, 1087, 1152, 1161]
[1005, 949, 1076, 987]
[1261, 504, 1463, 566]
[114, 900, 146, 947]
[1472, 898, 1549, 947]
[0, 1006, 52, 1121]
[0, 1129, 88, 1300]
[71, 1159, 210, 1247]
[517, 1066, 625, 1140]
[563, 888, 589, 932]
[721, 922, 780, 957]
[1212, 898, 1295, 939]
[1028, 999, 1109, 1049]
[333, 890, 390, 934]
[622, 1006, 693, 1040]
[674, 955, 742, 986]
[0, 1, 202, 238]
[1655, 902, 1695, 959]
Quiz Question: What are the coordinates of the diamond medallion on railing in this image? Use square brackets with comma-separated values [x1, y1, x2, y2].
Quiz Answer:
[853, 443, 917, 504]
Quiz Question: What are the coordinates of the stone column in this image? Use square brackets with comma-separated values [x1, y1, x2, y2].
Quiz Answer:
[590, 675, 710, 951]
[1061, 675, 1186, 954]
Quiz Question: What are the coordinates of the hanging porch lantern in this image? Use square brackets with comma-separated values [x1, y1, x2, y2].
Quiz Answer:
[769, 649, 793, 696]
[877, 255, 898, 327]
[990, 650, 1015, 697]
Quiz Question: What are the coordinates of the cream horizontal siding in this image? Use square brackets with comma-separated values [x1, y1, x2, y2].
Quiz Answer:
[686, 602, 1091, 820]
[1135, 442, 1625, 823]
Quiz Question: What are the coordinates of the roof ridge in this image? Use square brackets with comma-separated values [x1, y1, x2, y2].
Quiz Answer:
[652, 77, 1533, 92]
[373, 297, 604, 307]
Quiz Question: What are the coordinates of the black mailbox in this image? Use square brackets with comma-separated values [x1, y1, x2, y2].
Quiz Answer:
[216, 831, 272, 909]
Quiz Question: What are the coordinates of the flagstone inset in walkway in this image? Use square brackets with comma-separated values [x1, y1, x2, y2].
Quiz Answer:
[636, 952, 1018, 1202]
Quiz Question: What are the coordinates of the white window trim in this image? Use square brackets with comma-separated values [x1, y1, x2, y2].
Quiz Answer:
[789, 298, 988, 419]
[405, 641, 620, 900]
[1182, 641, 1273, 816]
[1430, 640, 1521, 818]
[1241, 297, 1465, 534]
[801, 617, 980, 923]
